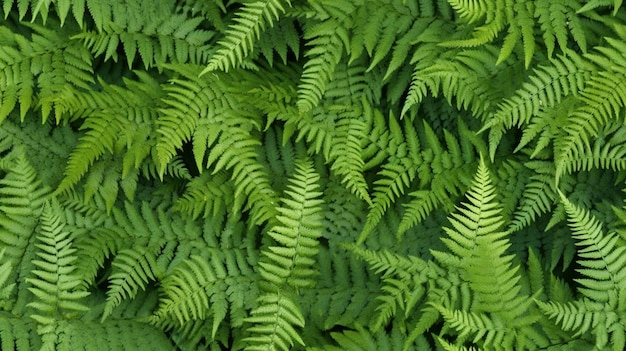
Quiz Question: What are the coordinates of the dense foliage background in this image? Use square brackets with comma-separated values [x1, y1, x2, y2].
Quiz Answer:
[1, 0, 626, 350]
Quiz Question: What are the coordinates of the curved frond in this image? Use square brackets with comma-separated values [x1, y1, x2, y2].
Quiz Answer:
[203, 0, 291, 73]
[560, 193, 626, 304]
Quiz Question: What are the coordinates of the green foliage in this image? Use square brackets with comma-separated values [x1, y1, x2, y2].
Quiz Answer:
[2, 0, 626, 350]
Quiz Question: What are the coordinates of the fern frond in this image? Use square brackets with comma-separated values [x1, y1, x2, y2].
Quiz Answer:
[0, 315, 40, 350]
[309, 323, 426, 351]
[328, 102, 372, 205]
[258, 160, 324, 288]
[245, 160, 323, 350]
[26, 200, 90, 350]
[257, 18, 300, 66]
[203, 0, 291, 73]
[173, 171, 235, 220]
[560, 193, 626, 304]
[444, 0, 588, 67]
[75, 10, 214, 68]
[482, 53, 593, 159]
[431, 158, 516, 308]
[297, 23, 348, 112]
[0, 249, 15, 305]
[429, 158, 537, 348]
[578, 0, 623, 16]
[0, 22, 93, 123]
[509, 161, 557, 232]
[244, 289, 305, 351]
[534, 193, 626, 350]
[102, 246, 161, 321]
[55, 112, 126, 196]
[433, 305, 512, 347]
[397, 121, 480, 237]
[301, 245, 377, 330]
[554, 38, 626, 180]
[402, 45, 502, 118]
[536, 0, 586, 57]
[0, 151, 50, 314]
[349, 246, 437, 331]
[53, 319, 175, 350]
[559, 133, 626, 177]
[447, 0, 490, 23]
[293, 0, 358, 112]
[154, 65, 272, 223]
[360, 114, 421, 241]
[152, 253, 258, 340]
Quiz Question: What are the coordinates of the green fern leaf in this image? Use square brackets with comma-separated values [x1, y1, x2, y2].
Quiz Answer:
[259, 160, 323, 288]
[578, 0, 623, 15]
[203, 0, 291, 73]
[509, 161, 557, 232]
[328, 102, 372, 205]
[244, 290, 305, 351]
[102, 247, 161, 321]
[151, 254, 255, 339]
[297, 22, 348, 112]
[26, 200, 90, 350]
[0, 315, 40, 350]
[560, 192, 626, 304]
[483, 52, 593, 159]
[430, 158, 537, 348]
[75, 10, 213, 68]
[534, 193, 626, 350]
[359, 114, 421, 241]
[245, 160, 323, 350]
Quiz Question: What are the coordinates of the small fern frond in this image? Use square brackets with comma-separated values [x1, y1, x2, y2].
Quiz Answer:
[173, 171, 234, 219]
[560, 192, 626, 304]
[152, 254, 257, 340]
[559, 133, 626, 177]
[328, 101, 372, 205]
[245, 160, 323, 350]
[102, 246, 161, 321]
[155, 65, 249, 175]
[55, 112, 126, 196]
[536, 0, 587, 57]
[297, 22, 349, 113]
[26, 200, 90, 350]
[0, 249, 15, 304]
[482, 53, 593, 159]
[555, 38, 626, 180]
[258, 160, 324, 289]
[257, 18, 300, 66]
[360, 114, 421, 241]
[402, 46, 502, 119]
[445, 0, 588, 67]
[535, 299, 625, 351]
[0, 151, 50, 260]
[0, 152, 50, 314]
[509, 161, 557, 232]
[432, 305, 511, 348]
[294, 0, 357, 112]
[349, 246, 437, 331]
[203, 0, 291, 73]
